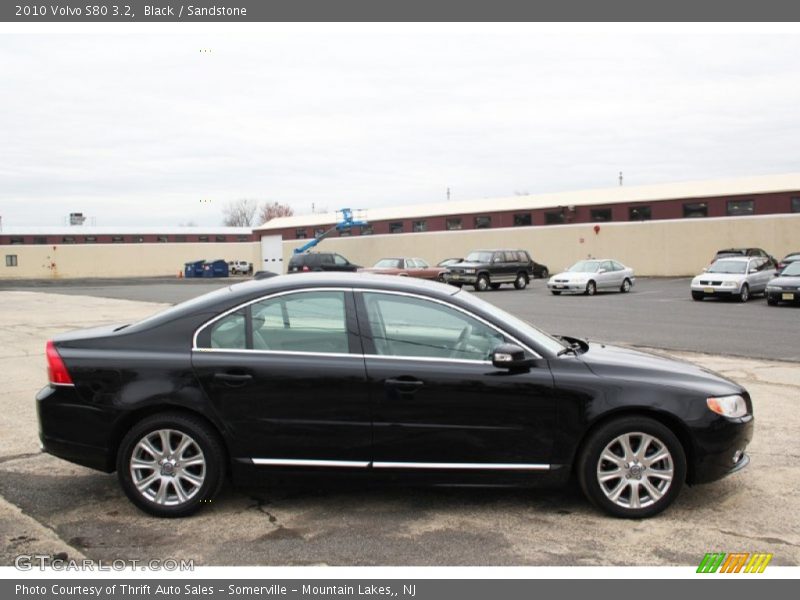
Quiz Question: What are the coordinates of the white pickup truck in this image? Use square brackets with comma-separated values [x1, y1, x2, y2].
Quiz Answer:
[228, 260, 253, 275]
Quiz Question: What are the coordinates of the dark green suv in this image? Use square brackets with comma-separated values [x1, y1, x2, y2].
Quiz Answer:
[444, 249, 536, 291]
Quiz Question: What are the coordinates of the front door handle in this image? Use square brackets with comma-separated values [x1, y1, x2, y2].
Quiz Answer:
[384, 377, 424, 390]
[213, 372, 253, 386]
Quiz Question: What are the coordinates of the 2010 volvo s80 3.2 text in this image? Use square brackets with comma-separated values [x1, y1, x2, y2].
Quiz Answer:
[37, 274, 753, 519]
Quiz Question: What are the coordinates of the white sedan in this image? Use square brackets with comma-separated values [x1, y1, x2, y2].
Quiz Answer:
[547, 259, 636, 296]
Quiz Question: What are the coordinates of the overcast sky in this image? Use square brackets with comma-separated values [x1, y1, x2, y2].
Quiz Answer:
[1, 31, 800, 227]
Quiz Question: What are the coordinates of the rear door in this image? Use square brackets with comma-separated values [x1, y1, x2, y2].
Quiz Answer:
[192, 289, 371, 467]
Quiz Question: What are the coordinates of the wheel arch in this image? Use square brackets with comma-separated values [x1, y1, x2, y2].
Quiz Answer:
[109, 405, 231, 474]
[570, 407, 697, 484]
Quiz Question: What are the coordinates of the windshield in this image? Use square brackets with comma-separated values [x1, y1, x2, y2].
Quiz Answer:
[465, 251, 493, 263]
[781, 262, 800, 276]
[568, 260, 601, 273]
[374, 259, 401, 269]
[455, 288, 567, 356]
[708, 260, 747, 274]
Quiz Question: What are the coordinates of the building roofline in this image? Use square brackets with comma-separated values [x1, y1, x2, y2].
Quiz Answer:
[254, 172, 800, 232]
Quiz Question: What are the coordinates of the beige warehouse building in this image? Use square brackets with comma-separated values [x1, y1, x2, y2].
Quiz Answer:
[2, 173, 799, 280]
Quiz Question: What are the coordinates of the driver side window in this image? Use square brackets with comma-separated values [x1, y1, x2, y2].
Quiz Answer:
[362, 293, 505, 361]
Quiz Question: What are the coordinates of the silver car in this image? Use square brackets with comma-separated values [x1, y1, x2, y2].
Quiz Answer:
[690, 256, 776, 302]
[547, 259, 635, 296]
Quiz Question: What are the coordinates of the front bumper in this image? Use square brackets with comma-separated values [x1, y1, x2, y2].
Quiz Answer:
[690, 414, 754, 484]
[766, 289, 800, 303]
[547, 281, 588, 292]
[691, 283, 741, 296]
[445, 272, 478, 284]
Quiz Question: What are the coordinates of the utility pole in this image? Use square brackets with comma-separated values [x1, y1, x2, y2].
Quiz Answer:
[446, 187, 451, 201]
[619, 171, 624, 186]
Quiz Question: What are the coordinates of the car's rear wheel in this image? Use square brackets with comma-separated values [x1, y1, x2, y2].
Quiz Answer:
[578, 417, 686, 519]
[117, 412, 225, 518]
[691, 291, 704, 301]
[620, 278, 632, 293]
[474, 274, 490, 292]
[585, 281, 597, 296]
[739, 284, 750, 303]
[514, 273, 528, 290]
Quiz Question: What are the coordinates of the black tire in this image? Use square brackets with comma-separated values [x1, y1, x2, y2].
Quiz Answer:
[551, 291, 562, 296]
[767, 297, 777, 306]
[490, 283, 502, 290]
[513, 272, 528, 290]
[620, 278, 632, 293]
[585, 280, 597, 296]
[539, 268, 549, 279]
[117, 412, 226, 518]
[474, 274, 490, 292]
[691, 291, 704, 301]
[738, 284, 750, 303]
[577, 416, 686, 519]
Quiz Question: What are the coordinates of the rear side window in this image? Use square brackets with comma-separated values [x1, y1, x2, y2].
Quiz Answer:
[197, 292, 349, 354]
[504, 251, 517, 262]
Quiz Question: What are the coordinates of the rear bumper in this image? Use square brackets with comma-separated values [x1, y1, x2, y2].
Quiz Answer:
[36, 385, 115, 472]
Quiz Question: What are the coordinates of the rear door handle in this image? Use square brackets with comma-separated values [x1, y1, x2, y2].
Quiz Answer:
[213, 372, 253, 385]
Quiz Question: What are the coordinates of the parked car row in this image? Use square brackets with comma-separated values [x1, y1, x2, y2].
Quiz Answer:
[690, 249, 800, 306]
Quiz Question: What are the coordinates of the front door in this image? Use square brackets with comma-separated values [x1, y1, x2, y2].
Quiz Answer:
[355, 291, 557, 472]
[192, 290, 371, 466]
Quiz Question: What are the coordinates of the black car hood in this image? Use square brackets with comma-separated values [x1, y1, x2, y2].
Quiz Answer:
[577, 343, 743, 395]
[772, 275, 800, 286]
[449, 261, 484, 269]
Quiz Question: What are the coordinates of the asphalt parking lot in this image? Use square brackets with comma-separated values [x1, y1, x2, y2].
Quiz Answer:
[0, 283, 799, 567]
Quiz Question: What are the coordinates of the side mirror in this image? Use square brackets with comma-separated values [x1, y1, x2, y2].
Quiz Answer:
[598, 268, 607, 274]
[749, 268, 758, 273]
[491, 344, 533, 370]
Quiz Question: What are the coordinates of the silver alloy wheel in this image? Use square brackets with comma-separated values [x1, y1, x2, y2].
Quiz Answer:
[130, 429, 206, 506]
[477, 276, 489, 291]
[596, 432, 674, 510]
[586, 281, 596, 296]
[516, 274, 527, 288]
[740, 285, 749, 302]
[622, 279, 631, 292]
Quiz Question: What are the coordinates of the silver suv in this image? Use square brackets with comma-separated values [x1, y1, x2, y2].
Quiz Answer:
[690, 256, 776, 302]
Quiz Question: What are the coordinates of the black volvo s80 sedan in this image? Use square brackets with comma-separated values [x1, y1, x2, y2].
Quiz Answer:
[37, 273, 753, 519]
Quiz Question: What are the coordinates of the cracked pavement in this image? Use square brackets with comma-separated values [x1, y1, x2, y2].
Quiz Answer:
[1, 291, 798, 566]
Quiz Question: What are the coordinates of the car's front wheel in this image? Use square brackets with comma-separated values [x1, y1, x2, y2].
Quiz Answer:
[691, 291, 704, 301]
[767, 297, 777, 306]
[474, 274, 490, 292]
[585, 281, 597, 296]
[551, 290, 561, 295]
[739, 284, 750, 303]
[117, 412, 226, 518]
[577, 417, 686, 519]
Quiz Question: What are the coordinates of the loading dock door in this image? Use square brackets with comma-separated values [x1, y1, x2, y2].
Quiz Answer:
[260, 234, 284, 273]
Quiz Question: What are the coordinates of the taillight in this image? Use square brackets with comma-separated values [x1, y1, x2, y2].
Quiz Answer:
[46, 340, 73, 385]
[302, 265, 310, 272]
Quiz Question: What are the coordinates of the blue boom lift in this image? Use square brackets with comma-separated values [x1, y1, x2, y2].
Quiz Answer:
[292, 208, 368, 254]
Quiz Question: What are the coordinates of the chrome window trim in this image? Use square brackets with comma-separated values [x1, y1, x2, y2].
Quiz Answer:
[191, 286, 541, 360]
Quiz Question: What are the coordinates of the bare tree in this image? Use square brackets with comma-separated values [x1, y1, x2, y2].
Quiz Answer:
[222, 198, 259, 227]
[258, 201, 294, 225]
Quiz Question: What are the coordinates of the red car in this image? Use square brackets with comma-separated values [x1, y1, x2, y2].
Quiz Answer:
[360, 257, 447, 281]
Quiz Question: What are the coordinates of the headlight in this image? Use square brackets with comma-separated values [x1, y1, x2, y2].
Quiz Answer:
[707, 394, 747, 418]
[464, 269, 475, 274]
[766, 285, 779, 292]
[721, 281, 739, 287]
